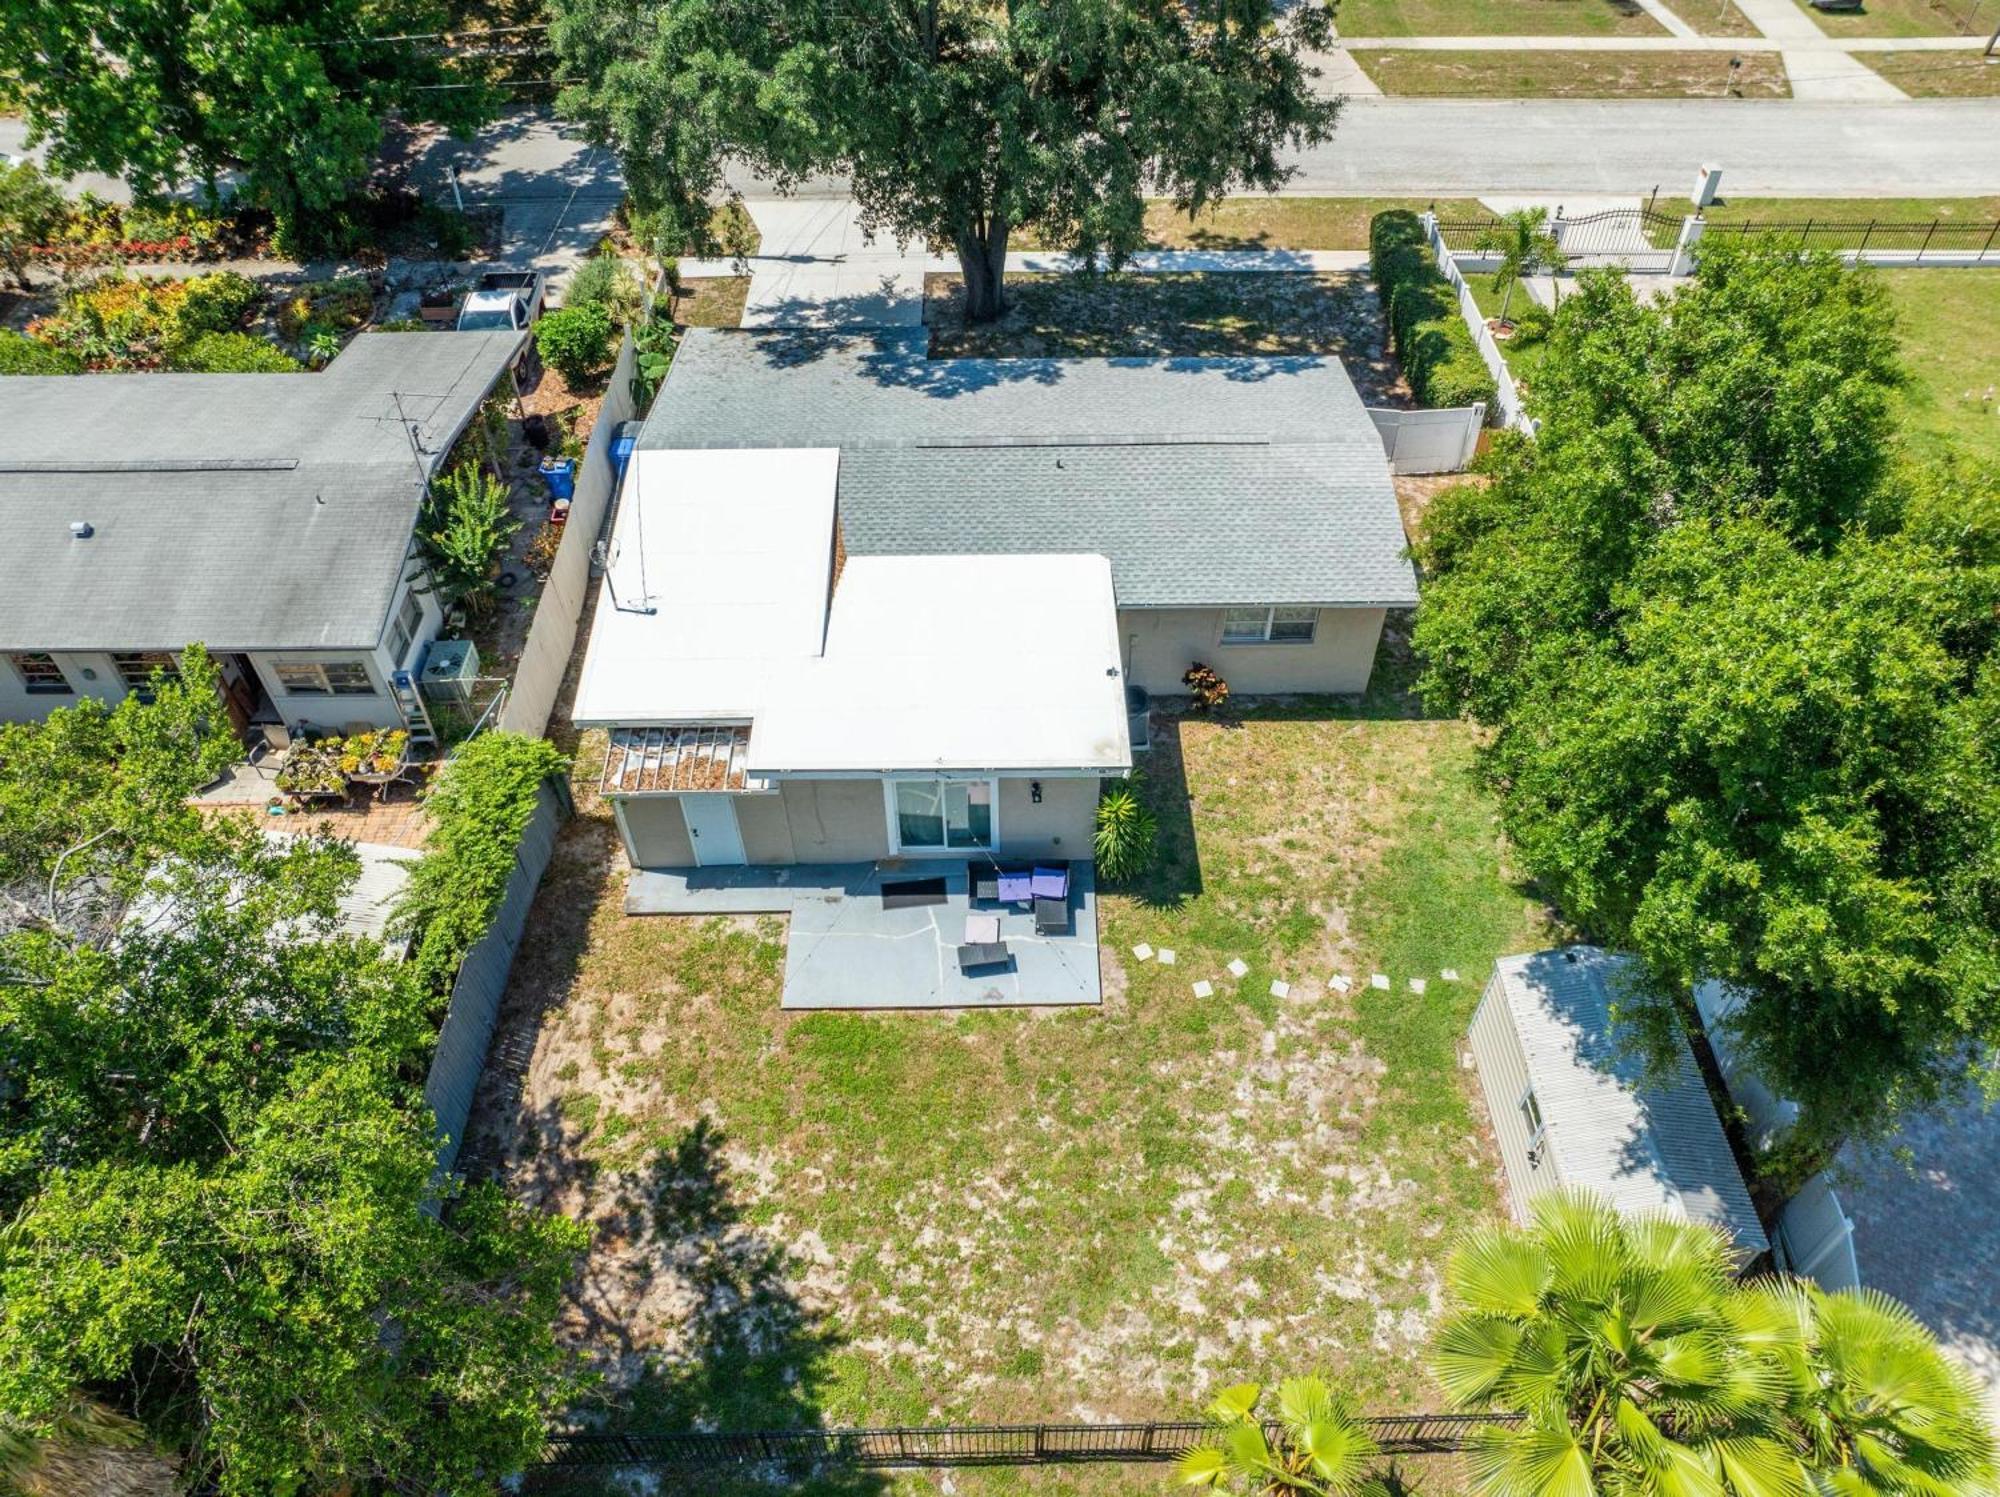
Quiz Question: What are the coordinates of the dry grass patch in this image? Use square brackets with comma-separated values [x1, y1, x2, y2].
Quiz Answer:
[671, 276, 751, 329]
[1859, 51, 2000, 95]
[924, 270, 1407, 405]
[1353, 48, 1790, 96]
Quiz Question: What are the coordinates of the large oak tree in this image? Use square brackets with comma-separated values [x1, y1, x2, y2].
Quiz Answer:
[549, 0, 1340, 319]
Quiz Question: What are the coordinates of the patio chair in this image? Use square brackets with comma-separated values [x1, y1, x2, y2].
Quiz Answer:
[1033, 896, 1069, 937]
[957, 940, 1011, 973]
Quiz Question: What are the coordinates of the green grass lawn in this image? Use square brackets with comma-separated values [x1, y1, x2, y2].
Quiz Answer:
[1858, 51, 2000, 94]
[1137, 196, 1490, 251]
[1662, 0, 1765, 35]
[1351, 48, 1789, 96]
[477, 643, 1554, 1497]
[1878, 267, 2000, 461]
[1786, 0, 1983, 35]
[1335, 0, 1665, 35]
[1697, 195, 2000, 228]
[1460, 272, 1552, 395]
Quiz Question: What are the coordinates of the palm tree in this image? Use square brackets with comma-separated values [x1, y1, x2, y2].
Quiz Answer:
[1432, 1191, 1810, 1497]
[1473, 208, 1564, 328]
[1178, 1377, 1381, 1495]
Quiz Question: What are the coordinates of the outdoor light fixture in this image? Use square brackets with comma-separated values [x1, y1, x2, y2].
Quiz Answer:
[1031, 781, 1043, 803]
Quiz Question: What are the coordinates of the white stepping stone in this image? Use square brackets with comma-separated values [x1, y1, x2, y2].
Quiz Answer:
[1441, 968, 1460, 982]
[1370, 973, 1391, 990]
[1192, 979, 1214, 998]
[1133, 943, 1154, 961]
[1227, 958, 1250, 978]
[1330, 974, 1351, 993]
[1157, 948, 1177, 965]
[1409, 977, 1428, 995]
[1269, 979, 1290, 999]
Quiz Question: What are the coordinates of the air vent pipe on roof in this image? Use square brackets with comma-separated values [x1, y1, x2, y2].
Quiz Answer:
[69, 520, 93, 539]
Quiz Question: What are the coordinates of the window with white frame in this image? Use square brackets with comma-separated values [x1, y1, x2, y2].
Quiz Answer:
[890, 778, 994, 852]
[270, 660, 377, 697]
[9, 653, 72, 695]
[111, 652, 179, 697]
[1219, 606, 1318, 645]
[384, 589, 425, 668]
[1520, 1086, 1547, 1164]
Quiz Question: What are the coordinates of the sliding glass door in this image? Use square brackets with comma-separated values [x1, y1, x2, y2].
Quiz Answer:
[889, 778, 995, 854]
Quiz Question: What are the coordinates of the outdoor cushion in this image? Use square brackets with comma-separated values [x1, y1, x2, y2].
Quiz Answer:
[1034, 896, 1068, 936]
[1030, 865, 1069, 899]
[996, 871, 1032, 903]
[963, 913, 1002, 945]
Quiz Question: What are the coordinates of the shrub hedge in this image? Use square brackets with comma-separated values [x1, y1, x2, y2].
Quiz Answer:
[168, 332, 304, 373]
[1370, 210, 1497, 411]
[534, 302, 614, 387]
[0, 330, 82, 374]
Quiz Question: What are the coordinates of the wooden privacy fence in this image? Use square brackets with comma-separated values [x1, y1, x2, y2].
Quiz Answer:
[536, 1413, 1521, 1473]
[497, 330, 640, 739]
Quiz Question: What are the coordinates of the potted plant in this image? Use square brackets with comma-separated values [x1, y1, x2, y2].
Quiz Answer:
[340, 728, 411, 784]
[274, 740, 347, 802]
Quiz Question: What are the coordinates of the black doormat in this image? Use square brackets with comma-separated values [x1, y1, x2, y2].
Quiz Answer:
[881, 877, 949, 909]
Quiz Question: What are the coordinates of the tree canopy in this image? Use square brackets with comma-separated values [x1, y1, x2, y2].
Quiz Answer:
[549, 0, 1339, 318]
[1413, 242, 2000, 1163]
[0, 652, 586, 1492]
[0, 0, 493, 243]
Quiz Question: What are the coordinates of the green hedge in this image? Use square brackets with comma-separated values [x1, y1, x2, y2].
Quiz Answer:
[395, 732, 570, 991]
[168, 332, 304, 373]
[1371, 210, 1497, 411]
[0, 330, 82, 374]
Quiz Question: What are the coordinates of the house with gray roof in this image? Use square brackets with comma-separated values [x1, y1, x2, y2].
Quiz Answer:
[571, 327, 1415, 887]
[0, 331, 525, 735]
[1468, 947, 1769, 1258]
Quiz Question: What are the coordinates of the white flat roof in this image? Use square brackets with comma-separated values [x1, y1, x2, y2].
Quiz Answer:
[571, 447, 839, 725]
[751, 554, 1131, 775]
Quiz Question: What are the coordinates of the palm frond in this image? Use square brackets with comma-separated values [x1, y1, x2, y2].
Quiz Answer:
[1452, 1226, 1555, 1319]
[1435, 1315, 1529, 1407]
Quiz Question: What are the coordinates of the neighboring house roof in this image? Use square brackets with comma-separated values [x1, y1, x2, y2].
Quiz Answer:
[0, 332, 526, 652]
[1491, 947, 1769, 1254]
[639, 328, 1417, 609]
[573, 448, 1131, 775]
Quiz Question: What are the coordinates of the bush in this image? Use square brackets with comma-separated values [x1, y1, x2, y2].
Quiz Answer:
[0, 330, 82, 374]
[395, 732, 571, 989]
[1370, 209, 1498, 411]
[420, 464, 521, 611]
[563, 253, 643, 326]
[275, 275, 374, 340]
[534, 302, 614, 386]
[30, 270, 260, 368]
[167, 332, 303, 373]
[1183, 662, 1230, 713]
[1093, 779, 1159, 882]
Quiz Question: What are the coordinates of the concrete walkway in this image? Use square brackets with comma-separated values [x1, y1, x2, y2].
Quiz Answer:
[1729, 0, 1910, 99]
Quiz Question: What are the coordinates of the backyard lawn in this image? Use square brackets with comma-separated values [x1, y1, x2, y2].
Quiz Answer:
[1334, 0, 1665, 35]
[1350, 48, 1789, 96]
[924, 270, 1406, 404]
[475, 643, 1554, 1497]
[1879, 267, 2000, 461]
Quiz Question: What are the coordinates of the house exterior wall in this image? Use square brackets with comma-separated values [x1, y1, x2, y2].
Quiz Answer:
[246, 648, 403, 733]
[0, 651, 128, 722]
[1119, 607, 1386, 697]
[1468, 980, 1552, 1225]
[613, 774, 1106, 869]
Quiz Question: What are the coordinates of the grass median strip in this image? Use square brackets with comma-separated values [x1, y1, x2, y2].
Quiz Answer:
[1352, 47, 1790, 96]
[1786, 0, 1984, 36]
[1857, 51, 2000, 96]
[1334, 0, 1666, 35]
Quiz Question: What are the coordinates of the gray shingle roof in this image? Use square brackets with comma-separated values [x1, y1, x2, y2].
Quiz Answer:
[0, 332, 525, 651]
[1493, 948, 1769, 1254]
[641, 328, 1417, 608]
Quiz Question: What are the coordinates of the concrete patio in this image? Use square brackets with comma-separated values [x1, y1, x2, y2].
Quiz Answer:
[625, 860, 1101, 1010]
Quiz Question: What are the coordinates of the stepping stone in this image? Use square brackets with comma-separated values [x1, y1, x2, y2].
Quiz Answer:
[1192, 979, 1214, 998]
[1370, 973, 1391, 991]
[1269, 979, 1290, 999]
[1441, 968, 1460, 982]
[1330, 974, 1352, 993]
[1157, 948, 1177, 965]
[1227, 958, 1250, 979]
[1133, 943, 1154, 961]
[1409, 977, 1428, 995]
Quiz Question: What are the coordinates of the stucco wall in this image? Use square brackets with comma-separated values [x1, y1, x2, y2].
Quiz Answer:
[1468, 981, 1547, 1226]
[778, 779, 893, 863]
[247, 647, 405, 733]
[1119, 607, 1386, 697]
[618, 795, 695, 868]
[995, 775, 1098, 860]
[736, 792, 798, 864]
[0, 651, 124, 723]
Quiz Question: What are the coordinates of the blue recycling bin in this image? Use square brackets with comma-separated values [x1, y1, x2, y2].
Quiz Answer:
[538, 457, 575, 502]
[609, 421, 640, 490]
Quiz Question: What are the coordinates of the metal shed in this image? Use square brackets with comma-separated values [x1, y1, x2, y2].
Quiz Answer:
[1467, 946, 1768, 1256]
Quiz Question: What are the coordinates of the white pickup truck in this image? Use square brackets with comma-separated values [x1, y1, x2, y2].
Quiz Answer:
[455, 269, 547, 333]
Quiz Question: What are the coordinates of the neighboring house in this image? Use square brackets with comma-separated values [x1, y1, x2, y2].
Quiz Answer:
[575, 328, 1416, 873]
[0, 332, 526, 733]
[1467, 947, 1769, 1259]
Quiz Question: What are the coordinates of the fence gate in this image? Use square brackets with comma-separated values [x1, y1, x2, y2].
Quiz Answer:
[1548, 208, 1681, 273]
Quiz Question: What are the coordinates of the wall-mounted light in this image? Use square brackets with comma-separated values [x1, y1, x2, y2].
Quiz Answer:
[80, 667, 98, 681]
[1030, 781, 1043, 804]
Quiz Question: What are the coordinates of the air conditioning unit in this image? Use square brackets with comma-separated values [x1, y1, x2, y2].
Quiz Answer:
[418, 639, 481, 706]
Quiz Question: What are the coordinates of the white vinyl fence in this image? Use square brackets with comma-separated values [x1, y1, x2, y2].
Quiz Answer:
[1368, 404, 1486, 475]
[1423, 214, 1531, 435]
[497, 331, 640, 737]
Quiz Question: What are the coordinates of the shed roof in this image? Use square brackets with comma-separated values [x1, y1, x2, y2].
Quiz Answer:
[1491, 947, 1768, 1254]
[0, 332, 525, 651]
[639, 329, 1416, 609]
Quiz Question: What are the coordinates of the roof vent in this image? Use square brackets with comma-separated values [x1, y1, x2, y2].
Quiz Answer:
[69, 520, 93, 539]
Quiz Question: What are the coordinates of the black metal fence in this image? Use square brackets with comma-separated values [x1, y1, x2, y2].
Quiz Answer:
[536, 1412, 1522, 1473]
[1435, 211, 2000, 265]
[1699, 216, 2000, 260]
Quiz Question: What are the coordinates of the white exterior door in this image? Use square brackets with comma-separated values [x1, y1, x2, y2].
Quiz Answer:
[680, 795, 747, 866]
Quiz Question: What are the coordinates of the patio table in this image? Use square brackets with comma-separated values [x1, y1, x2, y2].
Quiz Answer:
[996, 870, 1032, 903]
